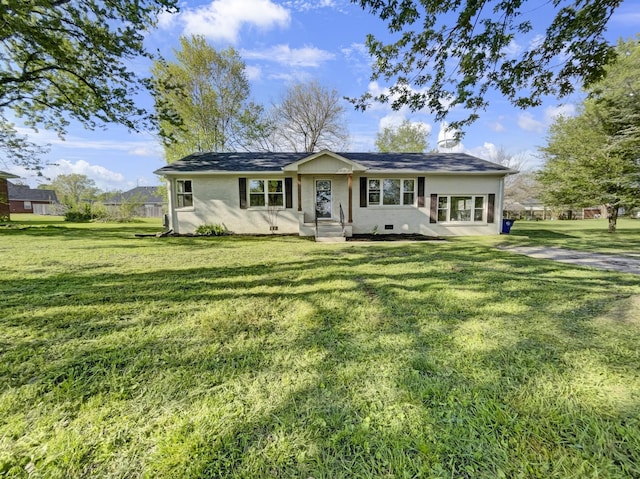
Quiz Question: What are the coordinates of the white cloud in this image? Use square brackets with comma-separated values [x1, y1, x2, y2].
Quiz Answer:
[178, 0, 290, 43]
[245, 64, 262, 81]
[361, 82, 395, 113]
[347, 133, 374, 152]
[340, 43, 372, 86]
[378, 113, 405, 130]
[10, 158, 159, 191]
[45, 160, 126, 190]
[13, 127, 163, 158]
[364, 81, 445, 115]
[544, 104, 575, 123]
[469, 142, 500, 161]
[269, 71, 317, 86]
[503, 39, 523, 58]
[341, 42, 369, 59]
[284, 0, 338, 11]
[243, 44, 334, 67]
[489, 121, 506, 132]
[517, 112, 546, 133]
[156, 9, 178, 30]
[515, 104, 576, 134]
[528, 34, 545, 51]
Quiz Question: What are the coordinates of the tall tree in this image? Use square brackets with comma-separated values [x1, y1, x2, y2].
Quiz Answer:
[0, 0, 178, 168]
[49, 174, 100, 206]
[537, 39, 640, 233]
[375, 119, 430, 152]
[350, 0, 620, 129]
[152, 36, 269, 162]
[270, 81, 349, 153]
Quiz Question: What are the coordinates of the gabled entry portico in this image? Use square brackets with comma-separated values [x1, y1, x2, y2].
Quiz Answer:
[283, 151, 366, 238]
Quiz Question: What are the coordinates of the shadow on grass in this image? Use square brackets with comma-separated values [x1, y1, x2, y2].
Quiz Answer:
[1, 232, 639, 478]
[509, 228, 576, 239]
[505, 219, 640, 255]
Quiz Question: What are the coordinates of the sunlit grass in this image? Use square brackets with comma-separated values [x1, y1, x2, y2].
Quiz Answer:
[1, 218, 639, 478]
[495, 218, 640, 254]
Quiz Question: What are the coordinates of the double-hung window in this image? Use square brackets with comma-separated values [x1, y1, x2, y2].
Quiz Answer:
[249, 179, 283, 207]
[368, 178, 415, 206]
[176, 180, 193, 208]
[437, 195, 485, 222]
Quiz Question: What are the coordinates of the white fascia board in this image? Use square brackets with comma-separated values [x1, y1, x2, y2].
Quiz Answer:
[363, 170, 515, 176]
[156, 170, 283, 177]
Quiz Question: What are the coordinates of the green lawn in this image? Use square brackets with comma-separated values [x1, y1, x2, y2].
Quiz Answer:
[1, 217, 639, 478]
[497, 218, 640, 255]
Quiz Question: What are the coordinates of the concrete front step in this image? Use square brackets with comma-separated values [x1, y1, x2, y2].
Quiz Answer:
[316, 235, 346, 243]
[316, 224, 346, 242]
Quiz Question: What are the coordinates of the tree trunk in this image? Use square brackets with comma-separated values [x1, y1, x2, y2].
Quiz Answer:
[606, 204, 618, 233]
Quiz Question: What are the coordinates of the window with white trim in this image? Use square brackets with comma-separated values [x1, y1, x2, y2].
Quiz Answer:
[437, 195, 485, 222]
[249, 179, 283, 207]
[176, 180, 193, 208]
[368, 178, 415, 206]
[24, 201, 32, 210]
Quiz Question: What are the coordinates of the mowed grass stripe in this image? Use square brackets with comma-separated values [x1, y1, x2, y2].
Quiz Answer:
[1, 218, 639, 478]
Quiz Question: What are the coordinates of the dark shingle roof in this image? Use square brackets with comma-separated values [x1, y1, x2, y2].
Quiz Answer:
[154, 151, 514, 175]
[8, 182, 58, 202]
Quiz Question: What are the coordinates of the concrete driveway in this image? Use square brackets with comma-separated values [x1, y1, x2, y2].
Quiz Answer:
[496, 246, 640, 275]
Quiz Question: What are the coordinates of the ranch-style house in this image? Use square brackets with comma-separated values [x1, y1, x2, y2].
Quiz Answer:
[155, 150, 516, 240]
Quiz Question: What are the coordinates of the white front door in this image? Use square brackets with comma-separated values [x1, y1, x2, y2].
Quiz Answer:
[315, 180, 332, 219]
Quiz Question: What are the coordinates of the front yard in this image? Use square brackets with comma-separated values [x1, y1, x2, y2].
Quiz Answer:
[1, 218, 639, 478]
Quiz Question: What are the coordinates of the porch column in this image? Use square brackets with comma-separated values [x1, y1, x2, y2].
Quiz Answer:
[348, 173, 353, 223]
[297, 174, 302, 212]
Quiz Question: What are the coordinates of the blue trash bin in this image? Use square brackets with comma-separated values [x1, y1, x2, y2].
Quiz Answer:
[501, 219, 515, 234]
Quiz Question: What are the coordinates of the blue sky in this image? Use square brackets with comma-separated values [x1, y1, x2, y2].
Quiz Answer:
[9, 0, 640, 191]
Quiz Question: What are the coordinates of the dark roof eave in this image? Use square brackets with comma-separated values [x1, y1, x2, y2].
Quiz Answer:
[153, 151, 514, 176]
[155, 169, 515, 176]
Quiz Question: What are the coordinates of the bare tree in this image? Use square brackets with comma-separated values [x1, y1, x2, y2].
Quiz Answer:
[270, 81, 349, 152]
[490, 147, 528, 190]
[488, 147, 543, 212]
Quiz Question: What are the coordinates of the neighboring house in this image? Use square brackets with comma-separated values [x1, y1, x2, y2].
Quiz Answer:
[154, 150, 517, 239]
[583, 206, 606, 219]
[8, 182, 59, 215]
[520, 198, 548, 220]
[0, 171, 20, 220]
[102, 186, 166, 218]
